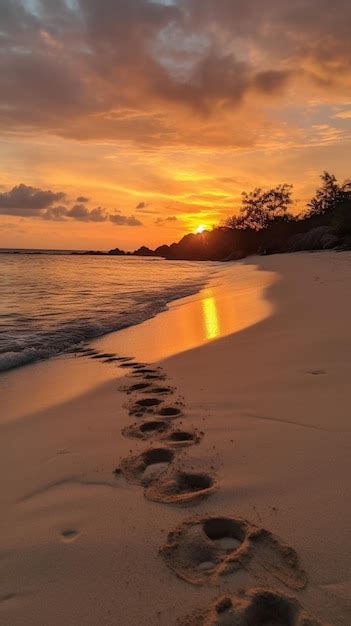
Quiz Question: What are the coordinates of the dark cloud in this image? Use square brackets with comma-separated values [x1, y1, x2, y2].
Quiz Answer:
[109, 214, 142, 226]
[136, 201, 147, 209]
[66, 204, 108, 222]
[0, 182, 142, 226]
[44, 204, 142, 225]
[0, 184, 65, 215]
[0, 1, 350, 146]
[253, 70, 292, 94]
[42, 205, 68, 221]
[155, 215, 178, 224]
[76, 196, 90, 202]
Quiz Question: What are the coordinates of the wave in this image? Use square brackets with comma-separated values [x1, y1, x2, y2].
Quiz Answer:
[0, 278, 209, 373]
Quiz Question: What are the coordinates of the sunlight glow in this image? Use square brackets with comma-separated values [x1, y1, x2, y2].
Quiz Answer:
[195, 224, 207, 234]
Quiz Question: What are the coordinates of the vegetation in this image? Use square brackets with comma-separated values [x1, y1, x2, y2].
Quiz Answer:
[76, 171, 351, 261]
[306, 172, 351, 217]
[151, 172, 351, 261]
[225, 184, 293, 231]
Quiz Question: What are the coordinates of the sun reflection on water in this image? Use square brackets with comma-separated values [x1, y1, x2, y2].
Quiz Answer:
[201, 289, 220, 340]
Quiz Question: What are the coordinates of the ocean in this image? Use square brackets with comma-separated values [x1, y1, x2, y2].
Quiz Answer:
[0, 253, 219, 372]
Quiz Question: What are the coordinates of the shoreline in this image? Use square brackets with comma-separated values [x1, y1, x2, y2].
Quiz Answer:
[0, 259, 273, 421]
[1, 251, 350, 625]
[0, 256, 221, 374]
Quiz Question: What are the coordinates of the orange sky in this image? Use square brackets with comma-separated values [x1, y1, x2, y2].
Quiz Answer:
[0, 0, 350, 250]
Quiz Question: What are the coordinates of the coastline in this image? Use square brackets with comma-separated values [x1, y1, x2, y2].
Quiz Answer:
[0, 255, 220, 374]
[1, 251, 350, 625]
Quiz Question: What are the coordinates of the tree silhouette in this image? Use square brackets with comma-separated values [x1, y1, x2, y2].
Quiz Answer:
[307, 172, 351, 216]
[226, 184, 293, 231]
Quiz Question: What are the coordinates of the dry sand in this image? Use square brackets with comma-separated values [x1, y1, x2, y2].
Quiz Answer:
[0, 251, 350, 625]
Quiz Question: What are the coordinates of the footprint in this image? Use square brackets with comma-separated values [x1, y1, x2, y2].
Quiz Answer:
[160, 516, 307, 589]
[120, 362, 144, 368]
[75, 348, 98, 356]
[128, 397, 163, 417]
[179, 588, 326, 626]
[146, 386, 173, 395]
[116, 447, 175, 485]
[136, 398, 163, 408]
[163, 429, 201, 447]
[146, 469, 216, 505]
[307, 369, 326, 376]
[61, 529, 78, 542]
[143, 373, 166, 381]
[158, 406, 182, 417]
[127, 383, 152, 392]
[122, 420, 170, 439]
[132, 367, 161, 374]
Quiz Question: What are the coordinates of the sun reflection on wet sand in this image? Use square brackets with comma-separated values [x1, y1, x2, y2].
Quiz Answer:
[201, 290, 220, 340]
[95, 262, 277, 362]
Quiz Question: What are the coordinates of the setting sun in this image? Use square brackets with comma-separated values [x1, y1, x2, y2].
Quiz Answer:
[195, 224, 207, 234]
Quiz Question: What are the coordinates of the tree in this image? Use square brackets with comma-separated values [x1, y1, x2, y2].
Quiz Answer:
[226, 184, 293, 231]
[307, 172, 351, 216]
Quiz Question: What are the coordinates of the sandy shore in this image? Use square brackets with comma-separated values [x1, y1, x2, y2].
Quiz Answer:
[1, 252, 350, 625]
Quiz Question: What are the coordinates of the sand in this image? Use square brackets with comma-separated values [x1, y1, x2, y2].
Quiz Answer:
[0, 251, 350, 625]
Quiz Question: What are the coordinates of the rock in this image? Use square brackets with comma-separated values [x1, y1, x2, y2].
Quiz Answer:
[287, 226, 339, 251]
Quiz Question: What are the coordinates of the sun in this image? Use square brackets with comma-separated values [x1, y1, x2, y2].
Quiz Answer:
[195, 224, 207, 234]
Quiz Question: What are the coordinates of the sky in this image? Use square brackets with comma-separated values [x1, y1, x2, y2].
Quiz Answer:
[0, 0, 350, 251]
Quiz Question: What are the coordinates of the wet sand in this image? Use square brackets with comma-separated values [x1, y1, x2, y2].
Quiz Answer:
[1, 252, 350, 625]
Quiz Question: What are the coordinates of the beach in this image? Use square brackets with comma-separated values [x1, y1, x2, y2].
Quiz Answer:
[1, 251, 350, 625]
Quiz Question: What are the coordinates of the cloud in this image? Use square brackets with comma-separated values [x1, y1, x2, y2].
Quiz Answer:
[1, 1, 350, 149]
[135, 201, 147, 209]
[0, 184, 65, 215]
[76, 196, 90, 202]
[42, 205, 68, 221]
[0, 183, 142, 226]
[155, 215, 178, 224]
[66, 204, 108, 222]
[109, 214, 143, 226]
